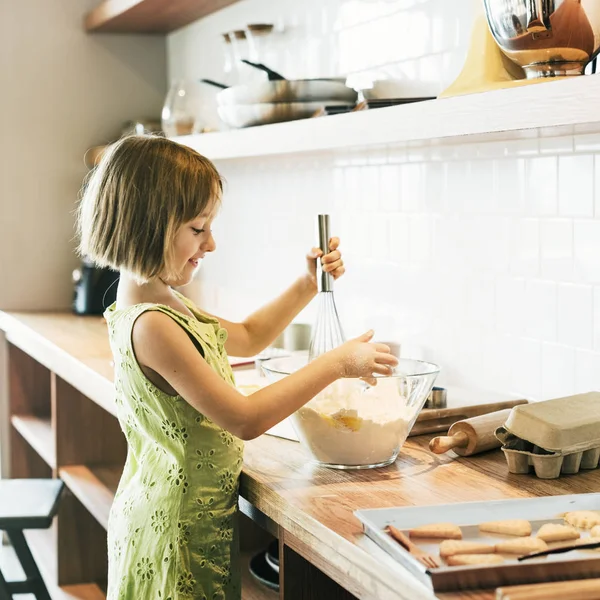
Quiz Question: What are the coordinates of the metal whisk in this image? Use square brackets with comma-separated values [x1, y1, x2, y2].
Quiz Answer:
[308, 214, 345, 362]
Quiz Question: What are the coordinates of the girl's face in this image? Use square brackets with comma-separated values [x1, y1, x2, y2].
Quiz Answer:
[166, 208, 217, 287]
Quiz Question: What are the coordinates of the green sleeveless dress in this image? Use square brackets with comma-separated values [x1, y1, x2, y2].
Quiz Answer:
[104, 292, 244, 600]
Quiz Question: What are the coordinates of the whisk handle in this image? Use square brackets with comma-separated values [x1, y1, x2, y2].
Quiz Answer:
[317, 214, 333, 292]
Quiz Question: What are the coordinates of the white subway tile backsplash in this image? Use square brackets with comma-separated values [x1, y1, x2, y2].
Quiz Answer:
[493, 158, 526, 215]
[512, 338, 542, 400]
[388, 213, 410, 263]
[446, 161, 468, 212]
[360, 165, 381, 211]
[408, 214, 432, 263]
[387, 143, 408, 164]
[483, 334, 514, 392]
[465, 160, 494, 214]
[503, 139, 539, 157]
[574, 350, 600, 394]
[371, 213, 390, 261]
[541, 219, 573, 281]
[477, 140, 509, 160]
[171, 0, 600, 400]
[464, 275, 495, 329]
[557, 284, 593, 349]
[400, 163, 425, 211]
[540, 136, 575, 155]
[423, 161, 446, 213]
[558, 155, 594, 217]
[496, 276, 525, 337]
[541, 343, 576, 399]
[524, 280, 556, 342]
[593, 287, 600, 350]
[510, 218, 539, 277]
[367, 146, 388, 166]
[527, 156, 558, 216]
[595, 155, 600, 217]
[574, 220, 600, 283]
[574, 133, 600, 153]
[379, 164, 401, 211]
[343, 166, 363, 211]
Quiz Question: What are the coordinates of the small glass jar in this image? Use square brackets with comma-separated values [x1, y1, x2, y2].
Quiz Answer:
[228, 29, 265, 85]
[161, 80, 211, 137]
[245, 23, 276, 66]
[221, 32, 236, 86]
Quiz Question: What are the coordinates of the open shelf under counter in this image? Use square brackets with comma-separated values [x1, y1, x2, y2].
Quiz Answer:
[241, 551, 279, 600]
[59, 465, 122, 531]
[11, 414, 55, 469]
[24, 528, 106, 600]
[84, 0, 242, 33]
[173, 75, 600, 161]
[58, 466, 280, 600]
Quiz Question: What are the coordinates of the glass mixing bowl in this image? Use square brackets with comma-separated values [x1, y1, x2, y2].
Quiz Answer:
[261, 356, 440, 470]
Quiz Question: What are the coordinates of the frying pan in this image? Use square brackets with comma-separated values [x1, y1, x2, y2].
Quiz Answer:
[201, 60, 357, 106]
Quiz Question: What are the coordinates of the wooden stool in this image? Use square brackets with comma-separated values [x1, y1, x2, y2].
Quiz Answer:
[0, 479, 64, 600]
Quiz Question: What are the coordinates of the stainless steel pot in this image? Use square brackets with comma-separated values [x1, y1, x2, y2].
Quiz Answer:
[217, 101, 351, 128]
[217, 79, 357, 105]
[483, 0, 600, 78]
[201, 60, 357, 106]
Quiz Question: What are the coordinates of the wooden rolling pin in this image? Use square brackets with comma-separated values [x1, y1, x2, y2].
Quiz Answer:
[496, 578, 600, 600]
[429, 409, 511, 456]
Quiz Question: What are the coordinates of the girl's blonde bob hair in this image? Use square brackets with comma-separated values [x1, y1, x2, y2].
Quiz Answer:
[77, 135, 222, 282]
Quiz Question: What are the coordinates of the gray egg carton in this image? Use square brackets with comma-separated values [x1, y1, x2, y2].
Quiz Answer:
[495, 391, 600, 479]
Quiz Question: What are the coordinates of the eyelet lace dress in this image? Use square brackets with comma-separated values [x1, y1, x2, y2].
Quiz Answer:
[104, 292, 244, 600]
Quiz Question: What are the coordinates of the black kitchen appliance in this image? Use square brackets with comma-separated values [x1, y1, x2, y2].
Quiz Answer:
[72, 259, 119, 315]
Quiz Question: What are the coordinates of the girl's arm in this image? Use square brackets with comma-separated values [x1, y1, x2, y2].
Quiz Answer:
[211, 238, 344, 357]
[210, 274, 316, 357]
[133, 311, 396, 440]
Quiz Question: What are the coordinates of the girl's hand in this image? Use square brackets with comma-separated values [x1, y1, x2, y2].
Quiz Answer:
[306, 236, 345, 288]
[330, 330, 398, 379]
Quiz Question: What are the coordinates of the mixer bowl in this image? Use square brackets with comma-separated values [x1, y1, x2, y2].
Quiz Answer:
[261, 356, 439, 470]
[482, 0, 600, 78]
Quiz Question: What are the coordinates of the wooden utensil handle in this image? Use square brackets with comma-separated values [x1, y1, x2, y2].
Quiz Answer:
[429, 431, 469, 454]
[386, 525, 413, 550]
[497, 578, 600, 600]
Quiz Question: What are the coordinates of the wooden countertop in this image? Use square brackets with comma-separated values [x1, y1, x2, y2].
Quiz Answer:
[2, 310, 599, 600]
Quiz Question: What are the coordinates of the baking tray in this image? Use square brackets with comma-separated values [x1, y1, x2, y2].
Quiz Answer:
[355, 493, 600, 592]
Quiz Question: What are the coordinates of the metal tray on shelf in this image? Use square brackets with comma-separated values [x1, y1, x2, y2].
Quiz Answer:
[355, 493, 600, 592]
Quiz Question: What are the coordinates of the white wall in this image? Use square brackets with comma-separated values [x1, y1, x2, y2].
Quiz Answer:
[0, 0, 167, 477]
[169, 0, 600, 402]
[0, 0, 167, 310]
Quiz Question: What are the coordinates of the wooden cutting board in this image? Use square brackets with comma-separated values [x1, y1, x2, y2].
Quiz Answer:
[410, 392, 528, 437]
[496, 578, 600, 600]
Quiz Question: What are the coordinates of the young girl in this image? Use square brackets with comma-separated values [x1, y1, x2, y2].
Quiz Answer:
[77, 135, 398, 600]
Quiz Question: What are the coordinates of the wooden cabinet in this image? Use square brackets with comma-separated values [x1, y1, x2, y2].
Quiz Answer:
[4, 329, 278, 599]
[11, 311, 588, 600]
[8, 343, 108, 598]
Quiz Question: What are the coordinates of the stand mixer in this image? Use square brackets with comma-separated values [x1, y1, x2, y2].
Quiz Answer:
[442, 0, 600, 97]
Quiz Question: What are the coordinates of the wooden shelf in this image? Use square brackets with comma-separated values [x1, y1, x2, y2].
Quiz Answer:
[24, 528, 105, 600]
[11, 415, 55, 469]
[57, 465, 277, 600]
[59, 465, 121, 531]
[85, 0, 242, 33]
[173, 75, 600, 161]
[22, 529, 272, 600]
